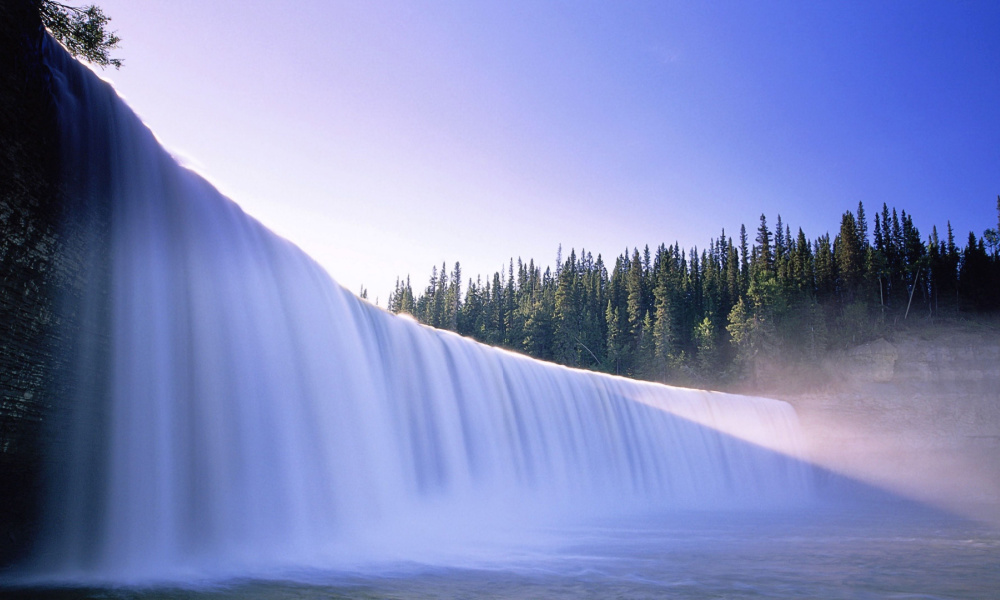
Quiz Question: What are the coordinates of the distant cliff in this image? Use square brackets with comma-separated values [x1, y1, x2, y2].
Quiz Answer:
[757, 316, 1000, 521]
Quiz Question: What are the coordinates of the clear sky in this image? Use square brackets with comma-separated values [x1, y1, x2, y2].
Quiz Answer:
[88, 0, 999, 304]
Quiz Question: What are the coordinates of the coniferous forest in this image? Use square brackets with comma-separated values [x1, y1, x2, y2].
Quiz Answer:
[386, 200, 1000, 386]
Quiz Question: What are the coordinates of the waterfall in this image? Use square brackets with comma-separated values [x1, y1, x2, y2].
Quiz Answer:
[31, 37, 814, 583]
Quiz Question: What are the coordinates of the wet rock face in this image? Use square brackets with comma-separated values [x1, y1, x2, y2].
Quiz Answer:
[778, 320, 1000, 516]
[804, 323, 1000, 436]
[0, 2, 64, 566]
[847, 338, 898, 383]
[894, 331, 1000, 385]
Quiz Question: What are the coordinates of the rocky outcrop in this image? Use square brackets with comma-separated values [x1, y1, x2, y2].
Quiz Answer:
[766, 318, 1000, 521]
[846, 337, 898, 382]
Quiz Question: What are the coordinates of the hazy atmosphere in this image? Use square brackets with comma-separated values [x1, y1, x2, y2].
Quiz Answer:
[90, 0, 1000, 302]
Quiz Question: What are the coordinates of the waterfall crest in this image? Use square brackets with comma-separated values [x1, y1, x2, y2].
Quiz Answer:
[34, 38, 813, 583]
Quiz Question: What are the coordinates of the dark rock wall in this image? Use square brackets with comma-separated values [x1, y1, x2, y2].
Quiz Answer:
[1, 0, 59, 564]
[767, 319, 1000, 521]
[1, 0, 110, 565]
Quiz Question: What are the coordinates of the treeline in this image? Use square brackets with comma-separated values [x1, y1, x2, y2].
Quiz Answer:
[386, 200, 1000, 385]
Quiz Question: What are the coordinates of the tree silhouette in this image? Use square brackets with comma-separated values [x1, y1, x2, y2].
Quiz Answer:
[40, 1, 123, 68]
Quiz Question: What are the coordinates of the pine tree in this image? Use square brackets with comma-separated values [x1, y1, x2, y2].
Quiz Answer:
[726, 298, 760, 383]
[388, 277, 403, 313]
[927, 227, 943, 314]
[503, 259, 518, 346]
[774, 215, 786, 266]
[739, 224, 750, 295]
[834, 211, 863, 302]
[959, 232, 991, 310]
[445, 262, 462, 330]
[900, 212, 925, 307]
[460, 276, 486, 339]
[793, 228, 814, 296]
[391, 275, 415, 315]
[694, 315, 718, 376]
[856, 202, 869, 248]
[651, 266, 673, 379]
[725, 240, 741, 310]
[873, 212, 884, 253]
[605, 301, 625, 375]
[754, 214, 773, 278]
[636, 312, 656, 377]
[814, 234, 835, 299]
[940, 221, 961, 308]
[523, 291, 555, 360]
[554, 249, 582, 365]
[626, 248, 645, 346]
[433, 262, 448, 328]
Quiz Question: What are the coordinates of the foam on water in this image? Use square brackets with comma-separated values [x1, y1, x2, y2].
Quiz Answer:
[27, 37, 815, 584]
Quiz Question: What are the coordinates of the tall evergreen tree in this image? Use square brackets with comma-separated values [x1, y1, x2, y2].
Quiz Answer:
[626, 248, 645, 362]
[834, 211, 864, 302]
[650, 262, 673, 379]
[792, 228, 814, 296]
[754, 214, 773, 278]
[446, 262, 462, 330]
[554, 249, 582, 365]
[739, 224, 750, 295]
[856, 202, 869, 248]
[814, 234, 835, 300]
[774, 215, 786, 266]
[959, 232, 991, 310]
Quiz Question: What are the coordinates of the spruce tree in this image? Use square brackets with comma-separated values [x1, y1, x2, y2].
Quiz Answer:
[554, 250, 581, 365]
[739, 224, 750, 295]
[793, 228, 814, 296]
[754, 214, 773, 277]
[694, 316, 718, 376]
[651, 266, 673, 379]
[446, 262, 462, 330]
[774, 215, 786, 266]
[835, 211, 863, 301]
[856, 202, 869, 248]
[725, 241, 741, 310]
[626, 248, 645, 347]
[814, 234, 835, 300]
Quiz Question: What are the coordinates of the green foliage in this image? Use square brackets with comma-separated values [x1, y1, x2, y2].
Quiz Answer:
[835, 300, 880, 347]
[780, 299, 828, 361]
[725, 298, 758, 380]
[835, 211, 864, 300]
[386, 198, 1000, 387]
[693, 316, 719, 376]
[40, 1, 123, 68]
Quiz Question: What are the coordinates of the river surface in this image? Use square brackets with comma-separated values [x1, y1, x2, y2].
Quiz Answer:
[5, 504, 998, 600]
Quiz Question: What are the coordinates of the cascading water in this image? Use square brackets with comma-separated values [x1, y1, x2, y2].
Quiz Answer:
[29, 37, 814, 583]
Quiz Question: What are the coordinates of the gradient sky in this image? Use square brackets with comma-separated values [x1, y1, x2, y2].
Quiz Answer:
[89, 0, 1000, 304]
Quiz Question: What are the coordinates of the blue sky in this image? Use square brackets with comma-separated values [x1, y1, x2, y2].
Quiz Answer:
[90, 1, 999, 303]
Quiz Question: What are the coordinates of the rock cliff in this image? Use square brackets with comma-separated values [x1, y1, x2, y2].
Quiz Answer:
[764, 317, 1000, 521]
[1, 2, 111, 564]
